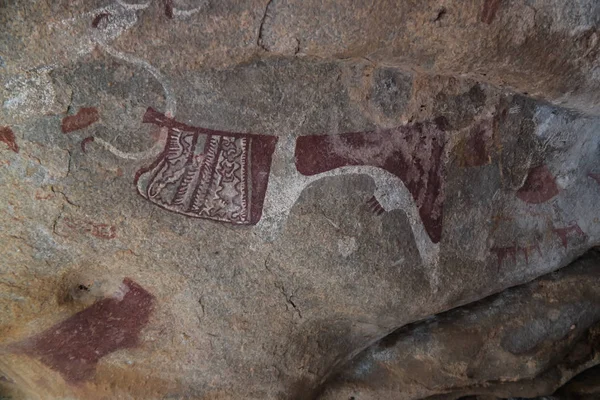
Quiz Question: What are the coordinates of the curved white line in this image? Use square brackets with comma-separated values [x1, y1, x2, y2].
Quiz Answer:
[99, 44, 176, 117]
[116, 0, 152, 11]
[256, 135, 440, 289]
[308, 165, 441, 289]
[93, 129, 167, 160]
[89, 41, 176, 161]
[173, 1, 209, 17]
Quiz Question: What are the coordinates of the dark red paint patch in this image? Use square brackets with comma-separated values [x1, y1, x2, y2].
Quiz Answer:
[62, 108, 100, 133]
[21, 278, 154, 383]
[81, 136, 95, 153]
[138, 107, 278, 225]
[481, 0, 503, 24]
[295, 120, 447, 243]
[516, 165, 559, 204]
[91, 12, 111, 28]
[491, 245, 517, 269]
[458, 120, 491, 167]
[0, 126, 19, 153]
[164, 0, 174, 18]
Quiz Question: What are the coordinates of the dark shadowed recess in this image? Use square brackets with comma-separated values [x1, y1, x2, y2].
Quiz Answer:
[306, 247, 600, 400]
[454, 363, 600, 400]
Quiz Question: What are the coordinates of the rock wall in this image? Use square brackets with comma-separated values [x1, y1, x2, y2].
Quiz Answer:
[0, 1, 599, 399]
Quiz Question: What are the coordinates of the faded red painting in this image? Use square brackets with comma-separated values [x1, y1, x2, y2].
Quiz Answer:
[137, 108, 278, 225]
[516, 165, 559, 204]
[491, 242, 541, 268]
[20, 278, 154, 383]
[57, 216, 117, 240]
[295, 118, 447, 243]
[552, 222, 587, 248]
[456, 120, 492, 167]
[62, 107, 99, 133]
[81, 136, 95, 153]
[91, 12, 111, 28]
[481, 0, 503, 24]
[163, 0, 174, 18]
[0, 126, 19, 153]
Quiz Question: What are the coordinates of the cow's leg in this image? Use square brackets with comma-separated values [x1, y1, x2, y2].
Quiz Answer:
[257, 144, 441, 290]
[254, 134, 309, 241]
[309, 165, 441, 290]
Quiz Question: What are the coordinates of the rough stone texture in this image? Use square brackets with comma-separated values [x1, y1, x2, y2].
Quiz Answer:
[258, 0, 600, 114]
[318, 250, 600, 400]
[0, 1, 599, 399]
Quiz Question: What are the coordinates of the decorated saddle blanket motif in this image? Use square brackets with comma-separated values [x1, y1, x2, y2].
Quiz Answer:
[136, 108, 278, 225]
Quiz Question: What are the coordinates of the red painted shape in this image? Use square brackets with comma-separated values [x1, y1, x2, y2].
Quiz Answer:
[0, 126, 19, 153]
[62, 108, 99, 133]
[21, 279, 154, 383]
[35, 191, 54, 200]
[81, 136, 95, 153]
[516, 165, 560, 204]
[481, 0, 503, 24]
[519, 243, 542, 264]
[295, 119, 447, 243]
[589, 173, 600, 186]
[552, 222, 587, 249]
[460, 120, 491, 167]
[491, 245, 517, 268]
[91, 12, 111, 28]
[491, 241, 541, 268]
[164, 0, 174, 18]
[63, 217, 116, 239]
[137, 107, 278, 225]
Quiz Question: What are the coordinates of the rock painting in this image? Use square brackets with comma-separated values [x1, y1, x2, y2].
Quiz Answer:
[164, 0, 175, 18]
[17, 278, 154, 383]
[455, 119, 492, 167]
[552, 222, 587, 248]
[91, 12, 112, 29]
[56, 0, 447, 267]
[481, 0, 503, 24]
[516, 165, 559, 204]
[366, 196, 386, 216]
[55, 216, 117, 240]
[65, 0, 447, 273]
[491, 242, 541, 269]
[136, 108, 278, 225]
[295, 119, 447, 243]
[0, 126, 19, 153]
[81, 136, 95, 153]
[61, 107, 100, 133]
